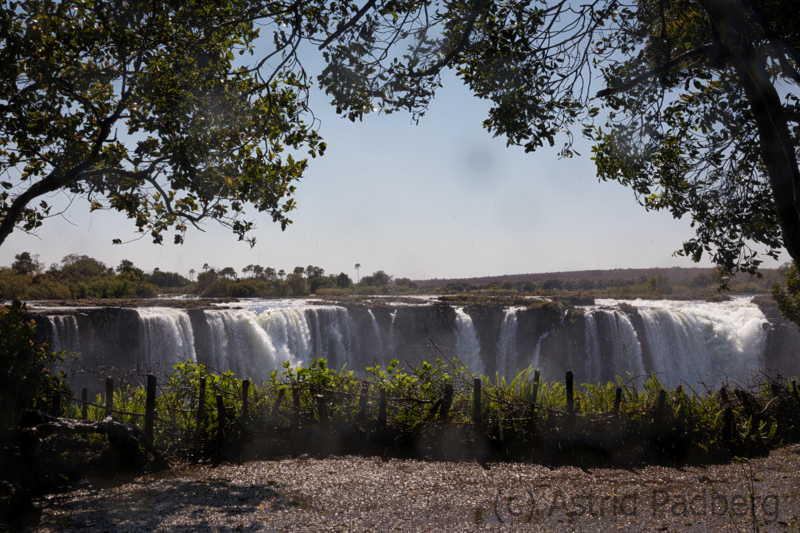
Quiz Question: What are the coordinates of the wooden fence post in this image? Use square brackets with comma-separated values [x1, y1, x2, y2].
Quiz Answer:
[528, 375, 540, 435]
[771, 382, 782, 398]
[533, 369, 541, 387]
[270, 388, 285, 424]
[655, 389, 667, 423]
[316, 394, 328, 426]
[378, 388, 387, 429]
[105, 377, 114, 418]
[241, 379, 250, 423]
[357, 383, 369, 423]
[473, 378, 482, 432]
[81, 388, 88, 420]
[722, 406, 734, 442]
[292, 387, 300, 429]
[440, 383, 454, 423]
[565, 371, 574, 415]
[194, 377, 207, 458]
[613, 387, 622, 417]
[216, 394, 225, 454]
[51, 394, 60, 417]
[719, 386, 729, 405]
[145, 374, 157, 442]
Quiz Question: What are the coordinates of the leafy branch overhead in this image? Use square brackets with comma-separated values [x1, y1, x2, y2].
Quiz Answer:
[0, 0, 325, 248]
[4, 0, 800, 287]
[313, 0, 800, 281]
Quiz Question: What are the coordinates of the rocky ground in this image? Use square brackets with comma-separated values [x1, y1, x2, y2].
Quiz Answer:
[25, 444, 800, 532]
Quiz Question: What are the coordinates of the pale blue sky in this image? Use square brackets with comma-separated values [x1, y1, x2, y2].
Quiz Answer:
[0, 61, 782, 280]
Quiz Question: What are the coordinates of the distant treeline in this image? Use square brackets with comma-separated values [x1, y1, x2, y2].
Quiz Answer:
[0, 251, 787, 301]
[193, 264, 418, 298]
[0, 252, 418, 300]
[436, 269, 786, 299]
[417, 266, 783, 288]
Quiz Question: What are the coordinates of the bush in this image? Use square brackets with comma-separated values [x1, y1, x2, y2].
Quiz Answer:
[0, 302, 70, 429]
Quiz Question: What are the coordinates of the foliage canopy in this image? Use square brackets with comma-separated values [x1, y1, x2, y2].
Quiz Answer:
[0, 0, 325, 248]
[311, 0, 800, 280]
[4, 0, 800, 288]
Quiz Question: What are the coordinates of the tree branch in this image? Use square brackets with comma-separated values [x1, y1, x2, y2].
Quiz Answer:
[411, 0, 483, 77]
[317, 0, 379, 50]
[596, 44, 713, 98]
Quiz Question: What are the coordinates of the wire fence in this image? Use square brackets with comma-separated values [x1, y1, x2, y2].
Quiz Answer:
[42, 352, 800, 463]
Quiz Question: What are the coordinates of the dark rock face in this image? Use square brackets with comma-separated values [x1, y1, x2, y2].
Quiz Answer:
[350, 303, 459, 369]
[187, 308, 213, 367]
[34, 297, 798, 394]
[463, 306, 505, 375]
[34, 308, 143, 393]
[535, 309, 587, 382]
[753, 295, 800, 378]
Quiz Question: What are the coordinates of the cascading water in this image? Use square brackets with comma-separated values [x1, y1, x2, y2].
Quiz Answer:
[303, 306, 358, 368]
[582, 309, 646, 384]
[203, 305, 358, 379]
[204, 309, 287, 378]
[38, 296, 784, 391]
[50, 315, 80, 352]
[626, 298, 767, 386]
[530, 331, 550, 371]
[136, 308, 196, 370]
[367, 309, 382, 354]
[454, 307, 483, 372]
[496, 307, 520, 378]
[388, 310, 398, 350]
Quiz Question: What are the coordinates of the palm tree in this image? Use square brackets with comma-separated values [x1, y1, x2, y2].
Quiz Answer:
[355, 263, 361, 284]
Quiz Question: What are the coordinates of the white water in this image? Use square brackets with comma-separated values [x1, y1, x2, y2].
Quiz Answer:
[530, 331, 550, 371]
[454, 307, 483, 372]
[44, 297, 775, 388]
[608, 298, 768, 386]
[203, 305, 357, 377]
[388, 310, 398, 351]
[367, 309, 382, 354]
[49, 315, 80, 352]
[582, 309, 646, 384]
[136, 308, 196, 369]
[496, 307, 521, 377]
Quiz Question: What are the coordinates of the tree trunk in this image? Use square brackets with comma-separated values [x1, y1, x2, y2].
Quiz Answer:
[18, 410, 169, 472]
[700, 0, 800, 264]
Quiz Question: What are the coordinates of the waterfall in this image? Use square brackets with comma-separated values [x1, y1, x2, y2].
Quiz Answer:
[136, 308, 196, 371]
[582, 309, 646, 384]
[304, 306, 358, 368]
[367, 309, 382, 354]
[38, 296, 780, 391]
[530, 331, 550, 371]
[583, 312, 601, 382]
[204, 309, 291, 379]
[454, 307, 482, 372]
[632, 299, 767, 387]
[388, 310, 398, 351]
[496, 307, 520, 378]
[203, 305, 358, 380]
[49, 315, 80, 352]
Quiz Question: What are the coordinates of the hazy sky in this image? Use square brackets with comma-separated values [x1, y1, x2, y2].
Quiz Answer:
[0, 52, 785, 281]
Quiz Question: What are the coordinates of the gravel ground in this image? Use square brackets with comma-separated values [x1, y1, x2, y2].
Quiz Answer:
[30, 444, 800, 532]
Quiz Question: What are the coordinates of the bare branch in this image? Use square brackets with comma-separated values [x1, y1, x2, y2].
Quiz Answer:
[596, 44, 713, 98]
[318, 0, 379, 50]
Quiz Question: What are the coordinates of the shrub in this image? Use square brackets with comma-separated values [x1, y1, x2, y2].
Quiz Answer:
[0, 302, 70, 429]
